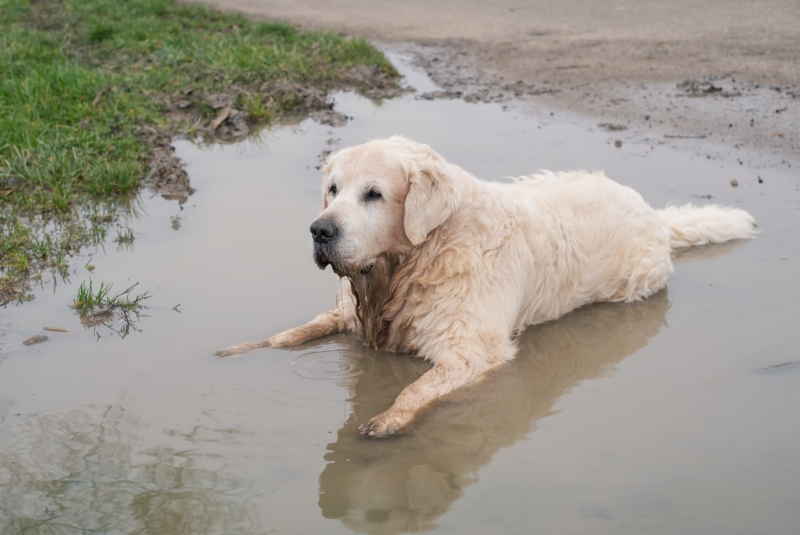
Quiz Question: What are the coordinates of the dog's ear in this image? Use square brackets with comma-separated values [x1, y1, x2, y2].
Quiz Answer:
[404, 146, 462, 246]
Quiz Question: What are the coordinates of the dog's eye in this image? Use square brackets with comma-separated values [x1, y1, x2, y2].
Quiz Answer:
[366, 189, 382, 201]
[329, 184, 337, 196]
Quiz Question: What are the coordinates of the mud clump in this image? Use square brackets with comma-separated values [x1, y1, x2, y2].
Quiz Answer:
[417, 90, 463, 100]
[310, 109, 349, 127]
[677, 79, 742, 98]
[340, 64, 409, 100]
[599, 123, 628, 132]
[139, 126, 195, 202]
[209, 105, 250, 140]
[23, 335, 49, 346]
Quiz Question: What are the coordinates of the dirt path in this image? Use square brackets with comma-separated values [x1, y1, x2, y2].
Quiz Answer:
[188, 0, 799, 167]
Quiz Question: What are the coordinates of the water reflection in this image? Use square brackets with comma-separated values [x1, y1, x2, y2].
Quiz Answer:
[319, 291, 670, 534]
[0, 400, 258, 534]
[1, 192, 146, 306]
[670, 238, 750, 265]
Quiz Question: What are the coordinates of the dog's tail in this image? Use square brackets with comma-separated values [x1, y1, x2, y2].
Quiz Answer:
[657, 204, 757, 249]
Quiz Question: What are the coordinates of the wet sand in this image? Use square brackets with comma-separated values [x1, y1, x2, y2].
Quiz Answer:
[188, 0, 800, 168]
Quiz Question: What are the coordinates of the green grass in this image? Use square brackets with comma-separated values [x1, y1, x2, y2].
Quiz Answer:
[72, 280, 149, 312]
[72, 279, 114, 313]
[72, 280, 150, 337]
[0, 0, 398, 305]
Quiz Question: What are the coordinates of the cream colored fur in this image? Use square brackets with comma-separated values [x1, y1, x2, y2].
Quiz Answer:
[217, 136, 756, 437]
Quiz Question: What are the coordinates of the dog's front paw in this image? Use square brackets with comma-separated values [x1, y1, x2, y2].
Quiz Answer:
[358, 409, 412, 438]
[214, 340, 271, 358]
[215, 346, 242, 358]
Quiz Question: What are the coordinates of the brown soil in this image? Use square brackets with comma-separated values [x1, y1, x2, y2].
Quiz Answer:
[187, 0, 800, 168]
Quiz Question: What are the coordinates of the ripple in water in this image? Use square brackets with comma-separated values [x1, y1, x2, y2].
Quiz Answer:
[291, 350, 364, 381]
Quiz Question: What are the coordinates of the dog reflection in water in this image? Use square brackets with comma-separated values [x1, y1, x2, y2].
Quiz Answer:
[317, 290, 669, 535]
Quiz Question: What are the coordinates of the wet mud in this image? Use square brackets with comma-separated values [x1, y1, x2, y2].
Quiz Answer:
[1, 54, 799, 534]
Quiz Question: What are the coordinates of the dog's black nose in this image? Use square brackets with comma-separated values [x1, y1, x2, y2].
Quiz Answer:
[310, 219, 339, 244]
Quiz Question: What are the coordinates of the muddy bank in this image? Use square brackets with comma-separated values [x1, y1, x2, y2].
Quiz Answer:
[146, 69, 403, 200]
[189, 0, 799, 168]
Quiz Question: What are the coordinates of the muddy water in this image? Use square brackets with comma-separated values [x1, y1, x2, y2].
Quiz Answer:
[2, 53, 799, 534]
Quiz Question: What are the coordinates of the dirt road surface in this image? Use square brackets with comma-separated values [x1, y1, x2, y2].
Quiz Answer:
[189, 0, 799, 167]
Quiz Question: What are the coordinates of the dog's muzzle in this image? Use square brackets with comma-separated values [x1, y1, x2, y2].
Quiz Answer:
[311, 218, 341, 271]
[310, 218, 374, 276]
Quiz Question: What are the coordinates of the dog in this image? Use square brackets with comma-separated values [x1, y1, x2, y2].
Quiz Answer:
[216, 136, 756, 438]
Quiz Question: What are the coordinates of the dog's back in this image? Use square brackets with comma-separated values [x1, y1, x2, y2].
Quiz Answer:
[494, 170, 755, 329]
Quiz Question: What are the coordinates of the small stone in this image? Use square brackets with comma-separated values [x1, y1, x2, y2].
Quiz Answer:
[730, 179, 739, 188]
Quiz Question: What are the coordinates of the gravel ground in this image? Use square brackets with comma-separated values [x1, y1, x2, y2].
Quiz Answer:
[187, 0, 799, 168]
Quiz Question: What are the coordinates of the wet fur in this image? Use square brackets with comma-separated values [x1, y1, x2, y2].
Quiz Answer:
[216, 136, 757, 437]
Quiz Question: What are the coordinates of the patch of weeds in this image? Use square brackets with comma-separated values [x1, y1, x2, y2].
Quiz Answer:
[72, 280, 150, 338]
[73, 279, 114, 313]
[0, 0, 400, 306]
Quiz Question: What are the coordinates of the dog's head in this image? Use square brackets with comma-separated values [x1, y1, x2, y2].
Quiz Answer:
[310, 136, 462, 277]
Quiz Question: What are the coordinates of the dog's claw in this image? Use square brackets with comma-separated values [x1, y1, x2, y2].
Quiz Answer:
[358, 410, 407, 438]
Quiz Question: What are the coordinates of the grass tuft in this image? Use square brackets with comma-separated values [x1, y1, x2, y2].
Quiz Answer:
[73, 279, 114, 313]
[72, 280, 151, 337]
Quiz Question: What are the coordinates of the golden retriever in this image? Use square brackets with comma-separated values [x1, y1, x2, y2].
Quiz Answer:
[216, 136, 756, 437]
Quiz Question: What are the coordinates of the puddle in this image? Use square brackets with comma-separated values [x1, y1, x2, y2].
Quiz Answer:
[2, 52, 799, 534]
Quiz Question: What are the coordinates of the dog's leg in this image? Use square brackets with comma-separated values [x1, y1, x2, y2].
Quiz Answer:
[358, 347, 509, 437]
[215, 308, 346, 357]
